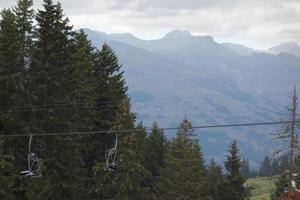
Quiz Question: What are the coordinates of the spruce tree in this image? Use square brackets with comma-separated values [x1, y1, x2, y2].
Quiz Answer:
[86, 43, 129, 183]
[157, 118, 210, 200]
[207, 159, 226, 200]
[29, 1, 85, 199]
[241, 159, 251, 178]
[145, 122, 166, 177]
[0, 139, 15, 200]
[271, 173, 290, 200]
[93, 101, 153, 200]
[259, 156, 272, 177]
[144, 122, 167, 198]
[13, 0, 34, 72]
[224, 141, 247, 200]
[69, 29, 96, 131]
[0, 7, 30, 199]
[93, 43, 128, 129]
[271, 158, 280, 176]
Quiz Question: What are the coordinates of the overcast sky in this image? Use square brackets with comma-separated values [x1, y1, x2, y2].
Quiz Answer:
[1, 0, 300, 49]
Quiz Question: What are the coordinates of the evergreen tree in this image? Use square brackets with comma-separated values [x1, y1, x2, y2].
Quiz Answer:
[259, 156, 272, 177]
[279, 155, 289, 174]
[13, 0, 34, 72]
[224, 141, 247, 200]
[85, 43, 130, 197]
[241, 159, 251, 178]
[157, 118, 210, 200]
[0, 139, 15, 200]
[145, 122, 167, 197]
[0, 8, 20, 134]
[69, 29, 96, 131]
[94, 43, 128, 130]
[85, 43, 128, 171]
[207, 159, 226, 200]
[29, 1, 85, 199]
[271, 158, 280, 176]
[93, 101, 153, 200]
[271, 173, 289, 200]
[68, 29, 97, 199]
[0, 7, 31, 199]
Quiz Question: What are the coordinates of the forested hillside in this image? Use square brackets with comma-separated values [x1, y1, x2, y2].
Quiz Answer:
[0, 0, 252, 199]
[81, 28, 300, 165]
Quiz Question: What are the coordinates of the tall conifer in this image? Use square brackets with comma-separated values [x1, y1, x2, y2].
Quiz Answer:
[157, 118, 210, 200]
[224, 141, 247, 200]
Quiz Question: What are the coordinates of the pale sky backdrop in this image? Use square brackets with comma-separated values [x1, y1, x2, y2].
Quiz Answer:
[1, 0, 300, 49]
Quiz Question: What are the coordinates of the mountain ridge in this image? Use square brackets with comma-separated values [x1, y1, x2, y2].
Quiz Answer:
[81, 28, 300, 167]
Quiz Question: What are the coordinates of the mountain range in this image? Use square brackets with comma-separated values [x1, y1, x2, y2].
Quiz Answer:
[82, 28, 300, 167]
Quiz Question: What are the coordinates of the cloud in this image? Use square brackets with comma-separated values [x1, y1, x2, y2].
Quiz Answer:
[1, 0, 300, 49]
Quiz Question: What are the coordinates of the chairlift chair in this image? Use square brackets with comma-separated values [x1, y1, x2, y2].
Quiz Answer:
[20, 135, 41, 178]
[105, 132, 122, 172]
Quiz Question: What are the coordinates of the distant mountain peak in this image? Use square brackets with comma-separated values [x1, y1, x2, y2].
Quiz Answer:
[164, 30, 192, 39]
[268, 42, 300, 57]
[110, 32, 138, 39]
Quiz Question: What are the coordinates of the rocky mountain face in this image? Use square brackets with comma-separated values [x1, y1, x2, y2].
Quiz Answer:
[82, 28, 300, 167]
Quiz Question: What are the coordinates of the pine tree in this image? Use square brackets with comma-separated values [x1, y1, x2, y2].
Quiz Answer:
[0, 139, 15, 200]
[69, 29, 96, 131]
[85, 43, 129, 189]
[0, 7, 31, 199]
[271, 158, 280, 176]
[207, 159, 226, 200]
[259, 156, 272, 177]
[271, 172, 290, 200]
[241, 159, 251, 178]
[93, 101, 153, 200]
[93, 43, 128, 129]
[13, 0, 34, 72]
[29, 1, 85, 199]
[224, 141, 247, 200]
[0, 8, 20, 134]
[279, 155, 289, 174]
[144, 122, 167, 197]
[157, 118, 210, 200]
[146, 122, 166, 177]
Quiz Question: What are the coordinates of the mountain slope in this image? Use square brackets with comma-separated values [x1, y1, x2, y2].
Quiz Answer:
[83, 28, 300, 166]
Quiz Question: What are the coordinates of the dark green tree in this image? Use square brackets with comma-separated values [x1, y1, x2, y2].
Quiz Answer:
[224, 141, 247, 200]
[93, 101, 153, 200]
[241, 159, 251, 178]
[271, 173, 289, 200]
[144, 122, 167, 198]
[86, 43, 128, 169]
[259, 156, 272, 177]
[0, 139, 15, 200]
[29, 1, 85, 199]
[85, 43, 130, 194]
[207, 159, 226, 200]
[93, 43, 127, 130]
[69, 29, 96, 131]
[157, 118, 210, 200]
[0, 7, 31, 199]
[13, 0, 34, 72]
[271, 158, 280, 176]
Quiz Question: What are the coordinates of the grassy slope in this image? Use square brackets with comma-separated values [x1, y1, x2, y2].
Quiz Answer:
[246, 177, 276, 200]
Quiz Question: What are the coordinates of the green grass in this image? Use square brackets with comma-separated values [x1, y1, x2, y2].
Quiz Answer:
[246, 177, 276, 200]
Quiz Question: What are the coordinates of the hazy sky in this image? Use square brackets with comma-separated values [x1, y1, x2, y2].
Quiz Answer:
[1, 0, 300, 49]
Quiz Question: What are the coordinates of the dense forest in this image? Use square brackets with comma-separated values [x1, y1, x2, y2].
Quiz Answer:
[0, 0, 298, 200]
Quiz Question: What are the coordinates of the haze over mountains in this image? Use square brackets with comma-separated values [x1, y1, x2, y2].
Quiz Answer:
[268, 42, 300, 57]
[82, 28, 300, 166]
